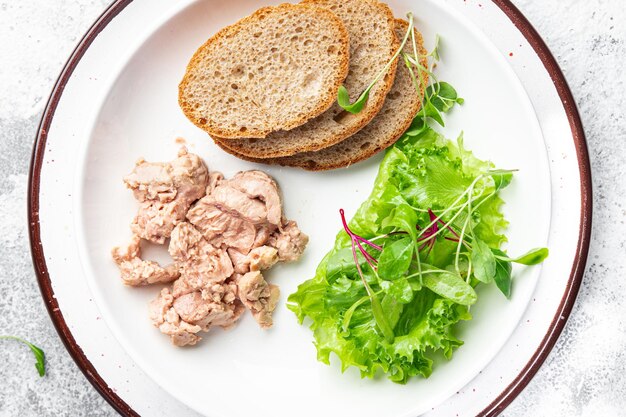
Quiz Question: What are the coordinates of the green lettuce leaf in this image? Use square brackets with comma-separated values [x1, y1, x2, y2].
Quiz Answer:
[287, 121, 509, 383]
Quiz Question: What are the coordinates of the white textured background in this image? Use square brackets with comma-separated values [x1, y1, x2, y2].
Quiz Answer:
[0, 0, 624, 416]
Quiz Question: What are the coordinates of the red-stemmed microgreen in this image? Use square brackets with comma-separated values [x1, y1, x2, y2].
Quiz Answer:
[339, 209, 383, 252]
[417, 210, 439, 255]
[416, 209, 463, 256]
[339, 209, 394, 343]
[339, 169, 516, 336]
[339, 209, 382, 271]
[405, 170, 515, 279]
[413, 174, 487, 246]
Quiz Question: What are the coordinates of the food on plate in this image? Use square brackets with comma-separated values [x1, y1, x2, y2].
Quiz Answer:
[287, 84, 549, 383]
[212, 0, 400, 157]
[179, 0, 436, 169]
[112, 148, 308, 346]
[123, 147, 209, 244]
[236, 271, 281, 328]
[111, 235, 180, 286]
[178, 3, 350, 139]
[223, 19, 428, 170]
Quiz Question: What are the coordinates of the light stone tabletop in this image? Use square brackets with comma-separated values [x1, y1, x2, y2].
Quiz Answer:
[0, 1, 624, 416]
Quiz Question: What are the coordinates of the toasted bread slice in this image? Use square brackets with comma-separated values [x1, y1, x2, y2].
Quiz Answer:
[215, 0, 398, 156]
[220, 20, 428, 171]
[179, 3, 350, 139]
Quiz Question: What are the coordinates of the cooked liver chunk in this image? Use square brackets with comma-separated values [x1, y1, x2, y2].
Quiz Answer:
[226, 170, 282, 226]
[111, 235, 179, 286]
[228, 246, 279, 274]
[235, 271, 280, 329]
[169, 222, 234, 289]
[186, 197, 257, 252]
[125, 147, 208, 243]
[149, 282, 244, 346]
[269, 220, 309, 262]
[113, 147, 308, 346]
[149, 287, 202, 346]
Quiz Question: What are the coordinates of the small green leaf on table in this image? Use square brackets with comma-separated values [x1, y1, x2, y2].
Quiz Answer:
[0, 336, 46, 377]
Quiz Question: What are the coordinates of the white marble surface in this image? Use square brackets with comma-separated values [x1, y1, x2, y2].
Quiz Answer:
[0, 0, 624, 416]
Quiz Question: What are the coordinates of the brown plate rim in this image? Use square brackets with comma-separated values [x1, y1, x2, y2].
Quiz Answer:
[27, 1, 592, 416]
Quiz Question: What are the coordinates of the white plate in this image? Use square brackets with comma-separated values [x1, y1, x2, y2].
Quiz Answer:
[29, 1, 591, 416]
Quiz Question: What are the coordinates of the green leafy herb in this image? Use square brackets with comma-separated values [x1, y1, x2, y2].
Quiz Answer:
[339, 209, 394, 343]
[288, 106, 549, 382]
[492, 170, 514, 191]
[382, 278, 414, 303]
[0, 336, 46, 377]
[381, 204, 418, 241]
[337, 13, 415, 114]
[289, 38, 548, 384]
[497, 247, 550, 265]
[492, 249, 513, 298]
[471, 238, 497, 283]
[336, 85, 368, 114]
[421, 269, 477, 305]
[429, 82, 463, 113]
[399, 27, 463, 131]
[377, 237, 414, 280]
[430, 34, 441, 61]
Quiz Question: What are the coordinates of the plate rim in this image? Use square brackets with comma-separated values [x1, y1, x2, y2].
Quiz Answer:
[27, 1, 592, 416]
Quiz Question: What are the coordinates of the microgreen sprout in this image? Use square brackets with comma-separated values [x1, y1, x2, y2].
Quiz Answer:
[0, 336, 46, 377]
[339, 209, 382, 270]
[337, 13, 415, 114]
[416, 209, 462, 256]
[339, 209, 394, 343]
[398, 28, 466, 135]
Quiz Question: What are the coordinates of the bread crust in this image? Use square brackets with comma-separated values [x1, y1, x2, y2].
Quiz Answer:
[218, 20, 429, 171]
[179, 3, 350, 139]
[215, 0, 399, 156]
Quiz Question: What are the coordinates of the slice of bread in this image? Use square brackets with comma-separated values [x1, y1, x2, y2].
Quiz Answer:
[220, 20, 428, 171]
[179, 3, 350, 139]
[215, 0, 398, 157]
